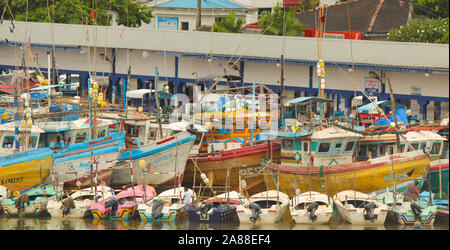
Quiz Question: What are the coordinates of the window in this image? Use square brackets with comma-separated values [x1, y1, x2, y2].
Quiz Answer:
[149, 129, 157, 140]
[294, 140, 302, 150]
[127, 126, 139, 136]
[98, 130, 106, 138]
[411, 143, 419, 150]
[29, 136, 38, 148]
[2, 136, 14, 148]
[400, 144, 405, 153]
[317, 142, 331, 153]
[431, 142, 441, 154]
[282, 139, 294, 150]
[333, 142, 343, 154]
[380, 146, 386, 156]
[303, 142, 308, 152]
[181, 22, 189, 31]
[344, 141, 355, 152]
[75, 132, 86, 143]
[420, 142, 427, 149]
[389, 146, 394, 155]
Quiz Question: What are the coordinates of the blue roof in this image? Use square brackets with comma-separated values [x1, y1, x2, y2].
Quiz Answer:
[157, 0, 245, 9]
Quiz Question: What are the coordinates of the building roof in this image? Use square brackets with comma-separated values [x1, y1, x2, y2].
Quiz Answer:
[157, 0, 245, 9]
[296, 0, 420, 34]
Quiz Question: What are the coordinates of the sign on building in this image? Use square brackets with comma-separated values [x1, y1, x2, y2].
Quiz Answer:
[364, 77, 381, 93]
[158, 17, 178, 31]
[411, 86, 421, 96]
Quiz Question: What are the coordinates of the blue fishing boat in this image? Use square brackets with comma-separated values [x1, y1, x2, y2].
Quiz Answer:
[109, 131, 196, 190]
[45, 132, 126, 189]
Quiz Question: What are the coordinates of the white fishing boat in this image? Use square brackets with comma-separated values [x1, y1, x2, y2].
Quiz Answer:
[236, 190, 290, 224]
[137, 187, 194, 223]
[290, 191, 333, 224]
[109, 131, 196, 189]
[46, 185, 114, 218]
[333, 190, 389, 225]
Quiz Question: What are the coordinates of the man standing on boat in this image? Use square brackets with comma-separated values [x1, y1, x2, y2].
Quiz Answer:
[403, 180, 420, 202]
[182, 187, 193, 204]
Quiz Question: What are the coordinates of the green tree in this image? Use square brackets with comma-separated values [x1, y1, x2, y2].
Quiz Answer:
[258, 4, 306, 36]
[212, 12, 244, 33]
[387, 17, 449, 44]
[0, 0, 152, 27]
[414, 0, 449, 19]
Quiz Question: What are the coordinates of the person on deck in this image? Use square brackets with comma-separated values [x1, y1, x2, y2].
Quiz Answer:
[182, 187, 193, 205]
[403, 180, 420, 202]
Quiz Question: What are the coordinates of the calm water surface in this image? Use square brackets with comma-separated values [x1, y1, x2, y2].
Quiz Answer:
[0, 216, 447, 230]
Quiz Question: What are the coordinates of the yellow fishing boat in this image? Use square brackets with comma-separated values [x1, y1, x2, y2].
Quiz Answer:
[0, 148, 53, 192]
[263, 126, 430, 197]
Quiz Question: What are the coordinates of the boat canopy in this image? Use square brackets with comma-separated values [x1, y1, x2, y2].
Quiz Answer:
[285, 96, 333, 105]
[357, 100, 406, 113]
[126, 89, 173, 100]
[310, 126, 363, 140]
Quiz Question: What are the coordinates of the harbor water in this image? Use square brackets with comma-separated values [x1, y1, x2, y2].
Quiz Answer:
[1, 215, 447, 230]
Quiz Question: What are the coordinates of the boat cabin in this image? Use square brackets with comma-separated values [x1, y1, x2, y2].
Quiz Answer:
[357, 130, 446, 160]
[279, 126, 362, 167]
[0, 123, 44, 156]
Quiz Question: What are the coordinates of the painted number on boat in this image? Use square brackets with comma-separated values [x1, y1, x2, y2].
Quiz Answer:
[239, 167, 263, 176]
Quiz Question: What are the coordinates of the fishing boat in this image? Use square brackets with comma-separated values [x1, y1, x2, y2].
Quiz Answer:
[1, 185, 63, 217]
[434, 199, 449, 220]
[89, 184, 156, 220]
[185, 140, 280, 196]
[333, 190, 389, 225]
[44, 132, 126, 188]
[235, 190, 290, 224]
[46, 185, 114, 218]
[376, 191, 437, 226]
[264, 124, 430, 197]
[109, 131, 196, 190]
[422, 158, 448, 195]
[290, 191, 333, 224]
[0, 122, 45, 156]
[0, 185, 6, 215]
[137, 187, 193, 223]
[0, 148, 53, 192]
[186, 191, 241, 224]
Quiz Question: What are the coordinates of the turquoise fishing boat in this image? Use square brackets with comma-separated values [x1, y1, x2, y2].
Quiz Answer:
[0, 185, 63, 217]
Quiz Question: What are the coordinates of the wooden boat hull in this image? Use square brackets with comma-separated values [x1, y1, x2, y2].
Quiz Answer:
[63, 167, 114, 190]
[184, 142, 280, 196]
[264, 152, 430, 197]
[90, 205, 137, 221]
[109, 134, 195, 189]
[0, 149, 53, 192]
[137, 203, 187, 223]
[422, 159, 448, 194]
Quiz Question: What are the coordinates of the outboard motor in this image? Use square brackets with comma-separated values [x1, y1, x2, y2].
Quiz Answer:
[61, 197, 75, 217]
[249, 202, 261, 223]
[151, 199, 165, 220]
[410, 202, 422, 221]
[14, 193, 29, 213]
[364, 202, 377, 223]
[306, 202, 319, 222]
[105, 199, 119, 216]
[199, 202, 214, 216]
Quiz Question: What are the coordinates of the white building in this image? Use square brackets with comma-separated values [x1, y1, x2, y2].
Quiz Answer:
[140, 0, 282, 31]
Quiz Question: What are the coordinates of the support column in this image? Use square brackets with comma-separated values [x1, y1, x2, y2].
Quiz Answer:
[418, 99, 430, 121]
[79, 72, 89, 98]
[434, 101, 441, 121]
[308, 65, 314, 96]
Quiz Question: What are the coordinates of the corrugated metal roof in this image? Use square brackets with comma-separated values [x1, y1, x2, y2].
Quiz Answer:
[157, 0, 245, 9]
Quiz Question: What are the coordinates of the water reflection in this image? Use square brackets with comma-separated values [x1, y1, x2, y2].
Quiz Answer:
[0, 216, 447, 230]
